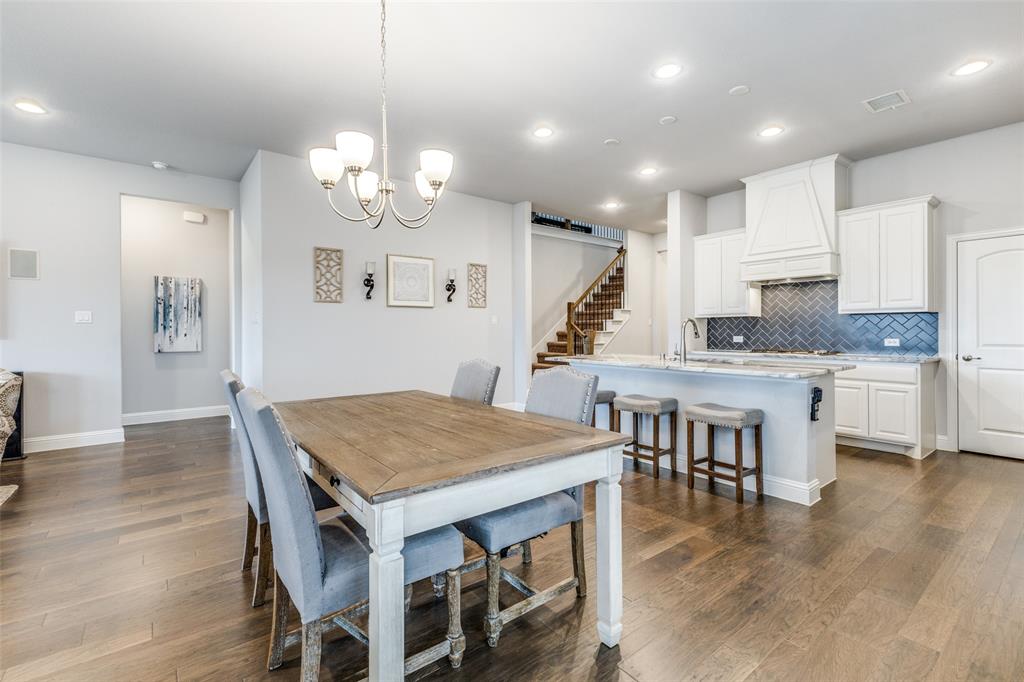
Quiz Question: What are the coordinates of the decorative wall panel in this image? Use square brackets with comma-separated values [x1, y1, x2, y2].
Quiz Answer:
[313, 247, 343, 303]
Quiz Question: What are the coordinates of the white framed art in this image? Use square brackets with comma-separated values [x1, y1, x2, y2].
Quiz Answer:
[386, 254, 434, 307]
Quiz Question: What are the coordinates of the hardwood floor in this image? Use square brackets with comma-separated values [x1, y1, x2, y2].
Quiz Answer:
[2, 417, 1022, 681]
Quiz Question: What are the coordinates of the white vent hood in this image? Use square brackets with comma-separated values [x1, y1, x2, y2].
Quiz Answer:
[739, 154, 851, 283]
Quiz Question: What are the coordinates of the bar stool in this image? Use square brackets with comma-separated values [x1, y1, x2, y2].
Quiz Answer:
[612, 395, 678, 479]
[592, 390, 616, 428]
[684, 403, 764, 503]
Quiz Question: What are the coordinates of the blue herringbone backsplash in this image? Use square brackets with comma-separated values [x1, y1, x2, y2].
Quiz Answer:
[706, 280, 938, 356]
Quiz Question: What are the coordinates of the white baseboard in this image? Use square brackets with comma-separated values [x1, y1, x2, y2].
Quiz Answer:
[24, 428, 125, 454]
[122, 405, 229, 426]
[936, 435, 955, 453]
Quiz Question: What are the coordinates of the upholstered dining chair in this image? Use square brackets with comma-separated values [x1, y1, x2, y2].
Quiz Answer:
[0, 370, 23, 456]
[450, 359, 500, 405]
[455, 365, 597, 647]
[236, 387, 466, 678]
[220, 370, 338, 607]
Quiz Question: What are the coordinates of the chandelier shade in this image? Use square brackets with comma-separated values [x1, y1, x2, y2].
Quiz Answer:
[335, 131, 375, 172]
[309, 148, 343, 188]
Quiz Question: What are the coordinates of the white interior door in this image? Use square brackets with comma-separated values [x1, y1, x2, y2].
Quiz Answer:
[957, 234, 1024, 459]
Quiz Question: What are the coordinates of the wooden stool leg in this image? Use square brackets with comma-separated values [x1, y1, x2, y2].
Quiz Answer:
[707, 424, 716, 488]
[734, 428, 744, 504]
[686, 419, 695, 489]
[669, 411, 678, 474]
[754, 424, 764, 499]
[570, 519, 587, 597]
[652, 413, 661, 479]
[632, 412, 640, 466]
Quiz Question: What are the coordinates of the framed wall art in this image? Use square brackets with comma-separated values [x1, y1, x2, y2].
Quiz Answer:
[386, 254, 434, 307]
[467, 262, 487, 308]
[154, 276, 202, 352]
[313, 247, 343, 303]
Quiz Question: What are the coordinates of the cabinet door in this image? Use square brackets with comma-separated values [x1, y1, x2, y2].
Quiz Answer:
[879, 203, 927, 310]
[834, 379, 869, 437]
[693, 238, 722, 316]
[720, 233, 750, 315]
[838, 212, 880, 312]
[868, 382, 918, 444]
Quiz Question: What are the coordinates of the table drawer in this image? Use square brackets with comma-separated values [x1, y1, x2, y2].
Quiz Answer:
[837, 363, 917, 384]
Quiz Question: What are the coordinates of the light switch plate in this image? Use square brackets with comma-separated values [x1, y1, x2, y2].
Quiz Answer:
[74, 310, 93, 324]
[732, 335, 744, 343]
[884, 337, 900, 347]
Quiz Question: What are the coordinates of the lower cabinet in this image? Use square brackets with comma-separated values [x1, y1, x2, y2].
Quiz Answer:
[867, 382, 918, 444]
[834, 380, 870, 437]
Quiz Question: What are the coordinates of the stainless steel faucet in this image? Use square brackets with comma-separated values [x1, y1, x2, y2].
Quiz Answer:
[678, 317, 700, 365]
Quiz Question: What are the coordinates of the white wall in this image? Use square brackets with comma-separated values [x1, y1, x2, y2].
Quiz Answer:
[531, 234, 618, 346]
[0, 143, 240, 449]
[706, 189, 745, 233]
[666, 190, 709, 354]
[245, 150, 517, 405]
[239, 152, 264, 388]
[120, 196, 230, 417]
[606, 229, 654, 355]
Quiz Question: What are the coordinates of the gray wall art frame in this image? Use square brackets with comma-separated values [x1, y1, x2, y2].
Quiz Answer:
[313, 246, 344, 303]
[154, 275, 202, 353]
[387, 254, 435, 307]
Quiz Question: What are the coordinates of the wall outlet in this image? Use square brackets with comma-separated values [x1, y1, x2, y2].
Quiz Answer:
[74, 310, 93, 324]
[732, 335, 744, 343]
[884, 337, 900, 347]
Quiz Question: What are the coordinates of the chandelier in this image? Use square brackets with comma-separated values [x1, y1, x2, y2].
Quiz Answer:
[308, 0, 453, 229]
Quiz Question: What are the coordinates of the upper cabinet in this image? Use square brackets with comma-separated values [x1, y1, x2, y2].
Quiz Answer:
[739, 154, 851, 282]
[694, 229, 762, 317]
[837, 196, 939, 313]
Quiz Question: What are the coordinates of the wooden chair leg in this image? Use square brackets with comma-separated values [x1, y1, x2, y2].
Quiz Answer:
[707, 424, 716, 487]
[631, 412, 640, 466]
[242, 506, 258, 571]
[445, 568, 466, 668]
[267, 571, 291, 670]
[652, 413, 661, 479]
[754, 424, 764, 499]
[431, 572, 446, 599]
[253, 522, 272, 607]
[300, 620, 322, 682]
[484, 552, 502, 647]
[686, 419, 695, 489]
[521, 539, 532, 564]
[734, 428, 744, 504]
[670, 411, 678, 474]
[570, 520, 587, 597]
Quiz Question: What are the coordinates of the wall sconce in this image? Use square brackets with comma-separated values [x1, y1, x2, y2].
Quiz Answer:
[364, 261, 376, 300]
[445, 268, 457, 303]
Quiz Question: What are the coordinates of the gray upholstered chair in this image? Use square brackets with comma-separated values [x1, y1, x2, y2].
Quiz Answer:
[450, 359, 500, 405]
[0, 370, 22, 456]
[236, 387, 467, 677]
[220, 370, 338, 607]
[456, 365, 597, 647]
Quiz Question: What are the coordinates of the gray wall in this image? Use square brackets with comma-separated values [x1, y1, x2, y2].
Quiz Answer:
[120, 196, 230, 415]
[0, 143, 240, 445]
[706, 189, 745, 234]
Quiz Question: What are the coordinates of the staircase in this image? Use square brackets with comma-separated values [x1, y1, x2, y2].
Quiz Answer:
[533, 249, 629, 372]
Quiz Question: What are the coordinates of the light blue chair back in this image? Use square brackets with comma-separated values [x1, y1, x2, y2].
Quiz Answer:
[237, 387, 326, 619]
[220, 370, 267, 523]
[525, 366, 598, 425]
[450, 359, 500, 405]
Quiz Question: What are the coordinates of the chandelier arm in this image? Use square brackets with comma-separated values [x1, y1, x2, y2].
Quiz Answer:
[364, 210, 387, 230]
[327, 186, 385, 221]
[386, 190, 438, 227]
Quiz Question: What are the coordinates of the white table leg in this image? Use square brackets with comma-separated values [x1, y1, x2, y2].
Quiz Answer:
[595, 449, 623, 648]
[368, 499, 406, 681]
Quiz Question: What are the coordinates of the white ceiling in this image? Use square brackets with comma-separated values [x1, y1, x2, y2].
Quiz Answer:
[3, 1, 1022, 233]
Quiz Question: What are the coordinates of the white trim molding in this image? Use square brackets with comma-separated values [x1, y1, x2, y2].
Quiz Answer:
[122, 404, 229, 426]
[24, 428, 125, 453]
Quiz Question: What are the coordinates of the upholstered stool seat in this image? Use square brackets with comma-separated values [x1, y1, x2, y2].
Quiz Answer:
[684, 403, 763, 429]
[592, 390, 616, 427]
[612, 394, 677, 479]
[685, 403, 764, 503]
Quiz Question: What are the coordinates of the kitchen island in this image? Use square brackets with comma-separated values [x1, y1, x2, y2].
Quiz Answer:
[567, 354, 854, 506]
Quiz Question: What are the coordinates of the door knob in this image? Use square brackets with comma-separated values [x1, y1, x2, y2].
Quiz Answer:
[962, 354, 982, 362]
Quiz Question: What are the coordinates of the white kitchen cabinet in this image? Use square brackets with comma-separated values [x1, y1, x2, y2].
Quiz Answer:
[834, 379, 870, 438]
[694, 229, 761, 318]
[837, 196, 938, 313]
[868, 382, 918, 444]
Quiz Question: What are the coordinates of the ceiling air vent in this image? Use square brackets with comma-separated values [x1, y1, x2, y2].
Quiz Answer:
[862, 89, 911, 113]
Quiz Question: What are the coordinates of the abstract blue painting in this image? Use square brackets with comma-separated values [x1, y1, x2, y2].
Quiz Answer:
[154, 276, 202, 353]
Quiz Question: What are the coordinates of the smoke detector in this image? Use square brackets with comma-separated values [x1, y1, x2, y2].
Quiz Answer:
[862, 89, 911, 113]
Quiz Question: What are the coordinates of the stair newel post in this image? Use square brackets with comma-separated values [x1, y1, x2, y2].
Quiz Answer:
[566, 301, 574, 356]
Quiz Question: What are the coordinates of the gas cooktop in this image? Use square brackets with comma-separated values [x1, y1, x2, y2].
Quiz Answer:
[748, 348, 841, 356]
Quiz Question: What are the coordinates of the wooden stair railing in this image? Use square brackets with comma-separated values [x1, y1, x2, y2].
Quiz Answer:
[566, 247, 627, 356]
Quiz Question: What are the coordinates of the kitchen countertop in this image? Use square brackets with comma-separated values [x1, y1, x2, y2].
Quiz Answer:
[690, 350, 941, 364]
[567, 354, 855, 380]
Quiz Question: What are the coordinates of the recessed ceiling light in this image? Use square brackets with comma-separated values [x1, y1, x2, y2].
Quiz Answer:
[652, 63, 682, 80]
[533, 126, 554, 138]
[729, 85, 750, 96]
[638, 167, 658, 176]
[658, 116, 678, 126]
[13, 98, 47, 114]
[151, 161, 169, 170]
[603, 138, 621, 146]
[952, 60, 991, 76]
[758, 125, 785, 138]
[603, 201, 621, 210]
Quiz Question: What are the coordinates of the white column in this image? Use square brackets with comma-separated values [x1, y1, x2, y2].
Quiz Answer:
[666, 189, 708, 354]
[595, 447, 624, 647]
[511, 201, 533, 405]
[367, 499, 406, 681]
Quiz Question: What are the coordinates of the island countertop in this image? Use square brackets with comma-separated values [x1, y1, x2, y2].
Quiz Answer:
[566, 354, 855, 380]
[688, 350, 940, 364]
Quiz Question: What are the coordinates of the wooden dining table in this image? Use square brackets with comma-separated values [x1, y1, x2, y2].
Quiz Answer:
[276, 390, 630, 681]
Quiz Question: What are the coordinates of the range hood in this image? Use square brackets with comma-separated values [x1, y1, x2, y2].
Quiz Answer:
[739, 154, 851, 283]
